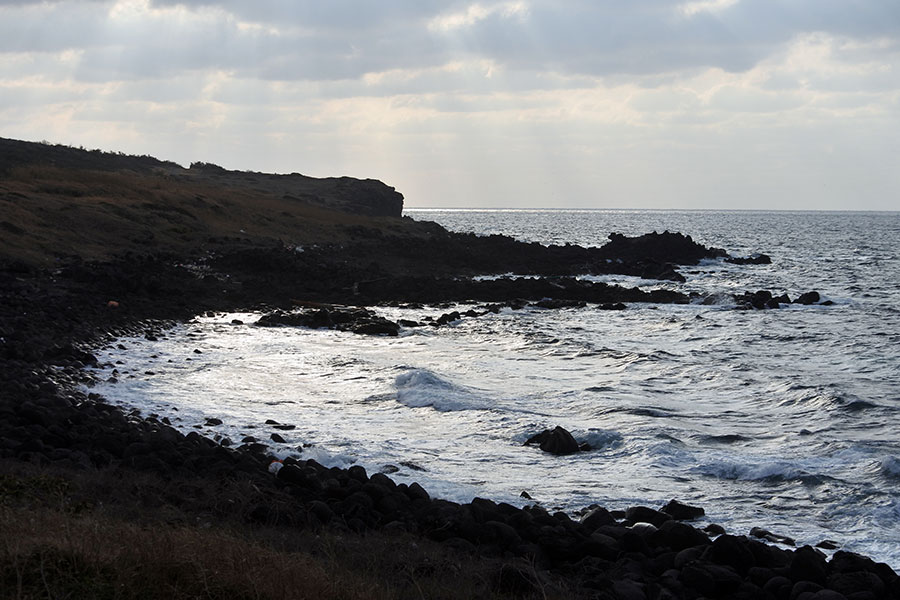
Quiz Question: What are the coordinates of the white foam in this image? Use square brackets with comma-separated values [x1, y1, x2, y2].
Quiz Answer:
[692, 292, 736, 306]
[297, 446, 359, 469]
[575, 428, 624, 450]
[697, 257, 727, 267]
[472, 273, 539, 281]
[472, 272, 515, 281]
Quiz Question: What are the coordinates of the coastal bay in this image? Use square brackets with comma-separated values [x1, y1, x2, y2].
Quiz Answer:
[3, 138, 899, 599]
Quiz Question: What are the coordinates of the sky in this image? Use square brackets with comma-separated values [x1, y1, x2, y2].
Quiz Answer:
[1, 1, 898, 210]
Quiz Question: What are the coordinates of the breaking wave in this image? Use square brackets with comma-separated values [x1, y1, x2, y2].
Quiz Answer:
[394, 369, 494, 412]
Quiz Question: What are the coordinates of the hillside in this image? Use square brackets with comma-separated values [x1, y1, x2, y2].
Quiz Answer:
[0, 137, 408, 267]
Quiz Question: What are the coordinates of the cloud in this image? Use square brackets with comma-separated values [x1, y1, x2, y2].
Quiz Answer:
[427, 2, 528, 32]
[1, 0, 898, 209]
[678, 0, 739, 18]
[4, 0, 897, 84]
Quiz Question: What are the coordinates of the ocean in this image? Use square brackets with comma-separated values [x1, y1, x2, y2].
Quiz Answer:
[88, 209, 900, 568]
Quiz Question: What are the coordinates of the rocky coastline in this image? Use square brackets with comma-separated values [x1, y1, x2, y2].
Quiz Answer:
[2, 138, 895, 599]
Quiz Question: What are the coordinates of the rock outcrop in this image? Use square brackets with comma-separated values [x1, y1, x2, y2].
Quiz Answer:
[255, 305, 400, 336]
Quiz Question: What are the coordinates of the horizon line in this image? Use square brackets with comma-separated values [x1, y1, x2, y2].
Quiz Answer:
[403, 207, 900, 213]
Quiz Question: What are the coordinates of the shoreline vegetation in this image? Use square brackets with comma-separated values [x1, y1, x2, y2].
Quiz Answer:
[2, 137, 896, 599]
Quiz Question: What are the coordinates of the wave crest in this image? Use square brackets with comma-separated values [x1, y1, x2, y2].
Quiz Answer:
[695, 460, 828, 485]
[395, 369, 492, 412]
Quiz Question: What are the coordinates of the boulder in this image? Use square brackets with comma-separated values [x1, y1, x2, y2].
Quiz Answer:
[661, 499, 705, 521]
[708, 534, 756, 575]
[625, 506, 672, 528]
[580, 506, 615, 532]
[435, 311, 461, 325]
[789, 546, 828, 585]
[524, 426, 581, 455]
[750, 290, 772, 309]
[795, 291, 821, 305]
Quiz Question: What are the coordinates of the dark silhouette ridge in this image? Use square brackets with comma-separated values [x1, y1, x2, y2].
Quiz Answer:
[0, 136, 404, 218]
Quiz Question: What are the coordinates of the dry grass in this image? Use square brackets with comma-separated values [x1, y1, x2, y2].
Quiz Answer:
[0, 463, 572, 600]
[1, 506, 457, 600]
[2, 508, 335, 599]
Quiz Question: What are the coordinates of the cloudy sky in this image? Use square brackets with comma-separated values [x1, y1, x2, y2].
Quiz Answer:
[1, 1, 898, 209]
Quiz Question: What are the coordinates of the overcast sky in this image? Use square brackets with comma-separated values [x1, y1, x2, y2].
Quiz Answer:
[1, 1, 898, 209]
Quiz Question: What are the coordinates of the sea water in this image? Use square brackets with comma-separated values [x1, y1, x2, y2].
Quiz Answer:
[87, 209, 900, 568]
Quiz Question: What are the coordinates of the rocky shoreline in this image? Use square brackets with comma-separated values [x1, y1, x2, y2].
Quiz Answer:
[2, 139, 895, 599]
[4, 247, 894, 599]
